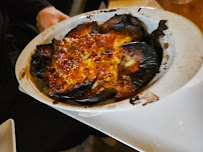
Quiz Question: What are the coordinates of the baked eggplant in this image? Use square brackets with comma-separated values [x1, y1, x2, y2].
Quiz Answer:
[101, 14, 147, 41]
[75, 88, 117, 105]
[122, 42, 159, 91]
[30, 14, 167, 105]
[30, 43, 54, 80]
[146, 20, 168, 65]
[65, 21, 100, 38]
[53, 80, 95, 99]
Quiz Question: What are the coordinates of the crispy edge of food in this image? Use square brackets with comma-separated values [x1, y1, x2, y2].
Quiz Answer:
[65, 21, 100, 38]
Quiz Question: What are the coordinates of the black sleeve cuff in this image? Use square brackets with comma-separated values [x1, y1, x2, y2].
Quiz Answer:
[22, 0, 52, 20]
[6, 0, 52, 20]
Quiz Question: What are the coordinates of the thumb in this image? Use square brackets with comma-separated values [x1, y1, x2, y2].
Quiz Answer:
[59, 13, 69, 21]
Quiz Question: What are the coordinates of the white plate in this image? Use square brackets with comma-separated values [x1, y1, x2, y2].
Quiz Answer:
[57, 81, 203, 152]
[0, 119, 16, 152]
[15, 8, 203, 112]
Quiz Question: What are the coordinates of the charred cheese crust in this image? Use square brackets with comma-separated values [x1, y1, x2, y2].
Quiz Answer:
[31, 17, 158, 102]
[43, 31, 139, 99]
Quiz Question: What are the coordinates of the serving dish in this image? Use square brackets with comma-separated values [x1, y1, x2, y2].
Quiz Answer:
[15, 8, 203, 112]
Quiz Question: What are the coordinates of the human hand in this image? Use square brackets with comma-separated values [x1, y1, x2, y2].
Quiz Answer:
[36, 6, 69, 32]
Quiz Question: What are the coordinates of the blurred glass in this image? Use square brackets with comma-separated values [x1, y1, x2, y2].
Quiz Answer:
[172, 0, 192, 4]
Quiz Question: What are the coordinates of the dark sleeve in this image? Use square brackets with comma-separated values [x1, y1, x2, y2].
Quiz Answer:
[5, 0, 52, 20]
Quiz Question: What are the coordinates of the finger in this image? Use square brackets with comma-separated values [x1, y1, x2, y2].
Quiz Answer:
[59, 12, 69, 21]
[45, 18, 59, 29]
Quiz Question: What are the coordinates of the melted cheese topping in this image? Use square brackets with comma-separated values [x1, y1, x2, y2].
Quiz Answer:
[44, 31, 140, 99]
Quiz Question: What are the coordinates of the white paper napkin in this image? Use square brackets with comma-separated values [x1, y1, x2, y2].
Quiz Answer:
[0, 119, 16, 152]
